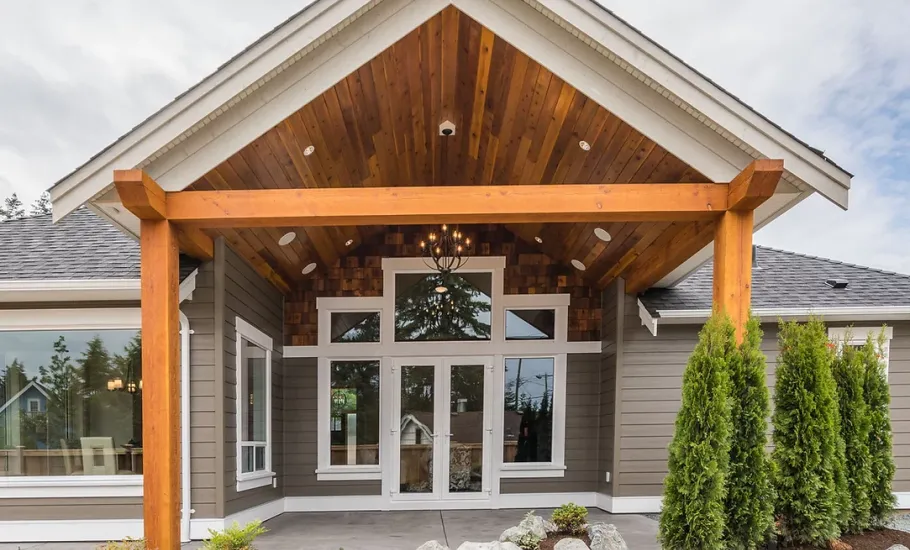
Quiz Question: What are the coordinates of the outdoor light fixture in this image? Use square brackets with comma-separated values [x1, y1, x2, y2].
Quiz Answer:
[279, 231, 296, 246]
[571, 259, 586, 271]
[419, 224, 473, 280]
[534, 236, 543, 244]
[302, 262, 317, 275]
[594, 227, 612, 242]
[345, 239, 354, 246]
[579, 140, 591, 151]
[303, 145, 315, 156]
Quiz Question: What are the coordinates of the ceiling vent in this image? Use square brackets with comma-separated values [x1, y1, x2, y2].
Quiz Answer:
[825, 278, 849, 289]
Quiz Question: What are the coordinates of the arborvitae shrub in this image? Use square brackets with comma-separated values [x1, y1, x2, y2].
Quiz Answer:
[724, 316, 774, 549]
[831, 334, 872, 533]
[863, 330, 896, 525]
[772, 319, 843, 545]
[659, 314, 735, 550]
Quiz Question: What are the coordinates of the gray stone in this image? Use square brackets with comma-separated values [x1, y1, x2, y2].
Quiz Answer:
[456, 543, 521, 550]
[543, 518, 559, 534]
[587, 523, 628, 550]
[417, 541, 449, 550]
[554, 538, 590, 550]
[518, 513, 549, 539]
[886, 545, 909, 550]
[499, 525, 531, 543]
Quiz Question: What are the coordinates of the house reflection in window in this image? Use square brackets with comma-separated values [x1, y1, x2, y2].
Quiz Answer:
[502, 357, 554, 463]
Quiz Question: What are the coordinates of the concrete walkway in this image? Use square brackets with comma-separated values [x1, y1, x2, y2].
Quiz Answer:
[0, 509, 659, 550]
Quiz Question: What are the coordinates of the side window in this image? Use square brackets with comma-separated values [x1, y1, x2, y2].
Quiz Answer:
[235, 317, 274, 491]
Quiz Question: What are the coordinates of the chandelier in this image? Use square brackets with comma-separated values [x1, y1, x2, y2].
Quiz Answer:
[107, 358, 142, 394]
[419, 224, 472, 290]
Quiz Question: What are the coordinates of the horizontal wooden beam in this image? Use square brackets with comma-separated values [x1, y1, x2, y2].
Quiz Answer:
[164, 184, 730, 228]
[727, 159, 783, 211]
[114, 169, 167, 220]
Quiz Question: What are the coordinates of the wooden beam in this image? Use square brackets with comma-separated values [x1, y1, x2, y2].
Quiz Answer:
[727, 159, 784, 211]
[622, 221, 715, 293]
[164, 183, 730, 228]
[140, 219, 181, 550]
[176, 226, 214, 261]
[713, 210, 754, 342]
[114, 169, 167, 220]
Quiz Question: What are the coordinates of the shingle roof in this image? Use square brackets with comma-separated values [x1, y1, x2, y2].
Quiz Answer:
[0, 208, 198, 281]
[639, 246, 910, 315]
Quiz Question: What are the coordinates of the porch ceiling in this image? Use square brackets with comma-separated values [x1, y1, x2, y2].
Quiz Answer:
[186, 6, 720, 293]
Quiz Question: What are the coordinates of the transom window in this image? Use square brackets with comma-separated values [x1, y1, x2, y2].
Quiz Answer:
[394, 272, 492, 342]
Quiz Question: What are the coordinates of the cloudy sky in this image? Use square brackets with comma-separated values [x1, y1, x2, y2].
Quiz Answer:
[1, 1, 908, 273]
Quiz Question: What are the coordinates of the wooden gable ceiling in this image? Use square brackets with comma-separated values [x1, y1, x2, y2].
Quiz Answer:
[189, 6, 712, 293]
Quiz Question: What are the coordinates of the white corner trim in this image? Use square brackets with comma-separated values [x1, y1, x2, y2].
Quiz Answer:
[0, 475, 143, 499]
[637, 299, 658, 337]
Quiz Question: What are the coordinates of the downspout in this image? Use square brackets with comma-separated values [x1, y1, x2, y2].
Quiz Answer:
[179, 312, 193, 542]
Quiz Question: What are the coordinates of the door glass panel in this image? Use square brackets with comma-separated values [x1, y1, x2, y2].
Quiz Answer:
[399, 365, 435, 494]
[449, 364, 485, 493]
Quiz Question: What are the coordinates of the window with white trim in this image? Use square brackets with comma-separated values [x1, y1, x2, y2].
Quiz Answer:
[235, 317, 274, 491]
[26, 398, 41, 414]
[828, 326, 893, 378]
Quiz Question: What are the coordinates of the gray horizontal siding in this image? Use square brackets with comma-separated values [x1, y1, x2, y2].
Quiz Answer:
[598, 280, 622, 496]
[501, 353, 601, 494]
[283, 357, 382, 496]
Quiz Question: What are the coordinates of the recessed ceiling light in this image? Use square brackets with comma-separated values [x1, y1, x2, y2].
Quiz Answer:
[301, 262, 317, 275]
[579, 140, 591, 151]
[278, 231, 296, 246]
[303, 145, 315, 156]
[594, 227, 612, 242]
[534, 236, 543, 244]
[571, 259, 586, 271]
[345, 239, 354, 247]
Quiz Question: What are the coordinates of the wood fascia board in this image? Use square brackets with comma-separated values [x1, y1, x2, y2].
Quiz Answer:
[533, 0, 852, 207]
[147, 0, 449, 192]
[49, 0, 381, 220]
[163, 183, 730, 228]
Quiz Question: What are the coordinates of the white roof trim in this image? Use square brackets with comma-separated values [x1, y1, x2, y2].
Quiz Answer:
[642, 306, 910, 333]
[0, 381, 50, 417]
[0, 271, 198, 304]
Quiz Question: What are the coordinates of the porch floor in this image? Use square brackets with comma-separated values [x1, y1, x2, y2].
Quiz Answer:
[0, 509, 660, 550]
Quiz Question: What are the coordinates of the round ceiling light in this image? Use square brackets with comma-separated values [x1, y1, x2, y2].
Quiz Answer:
[594, 227, 612, 242]
[345, 239, 354, 247]
[534, 236, 543, 244]
[278, 231, 297, 246]
[301, 262, 317, 275]
[303, 145, 315, 157]
[579, 140, 591, 151]
[571, 259, 586, 271]
[435, 285, 448, 294]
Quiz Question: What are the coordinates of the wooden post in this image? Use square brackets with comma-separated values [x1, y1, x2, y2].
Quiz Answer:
[140, 218, 181, 549]
[712, 209, 754, 343]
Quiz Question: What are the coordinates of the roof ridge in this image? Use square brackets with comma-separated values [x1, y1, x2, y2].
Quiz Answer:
[754, 245, 910, 280]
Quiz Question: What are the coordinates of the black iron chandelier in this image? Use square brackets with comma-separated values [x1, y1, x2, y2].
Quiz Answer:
[419, 224, 473, 286]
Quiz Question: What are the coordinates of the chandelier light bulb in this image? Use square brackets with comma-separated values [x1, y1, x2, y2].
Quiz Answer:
[420, 241, 426, 248]
[441, 224, 447, 232]
[465, 238, 471, 246]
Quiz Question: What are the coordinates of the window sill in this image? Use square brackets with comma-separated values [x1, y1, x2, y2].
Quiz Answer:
[315, 467, 382, 481]
[499, 464, 566, 479]
[0, 475, 143, 498]
[236, 471, 275, 492]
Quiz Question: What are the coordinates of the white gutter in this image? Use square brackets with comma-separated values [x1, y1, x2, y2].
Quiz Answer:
[179, 312, 193, 543]
[0, 270, 199, 303]
[639, 302, 910, 335]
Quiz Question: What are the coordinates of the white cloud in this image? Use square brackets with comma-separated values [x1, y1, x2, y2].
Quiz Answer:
[1, 0, 908, 274]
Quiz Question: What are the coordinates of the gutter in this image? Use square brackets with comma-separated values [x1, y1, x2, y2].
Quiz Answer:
[0, 270, 198, 303]
[637, 300, 910, 336]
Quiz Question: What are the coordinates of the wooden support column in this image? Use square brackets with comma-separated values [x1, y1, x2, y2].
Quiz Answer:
[712, 210, 754, 342]
[140, 218, 181, 550]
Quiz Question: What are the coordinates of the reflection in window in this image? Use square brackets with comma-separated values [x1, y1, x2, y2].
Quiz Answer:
[505, 309, 556, 340]
[395, 272, 492, 342]
[330, 312, 380, 343]
[330, 360, 380, 466]
[503, 357, 554, 463]
[0, 330, 143, 476]
[240, 338, 268, 474]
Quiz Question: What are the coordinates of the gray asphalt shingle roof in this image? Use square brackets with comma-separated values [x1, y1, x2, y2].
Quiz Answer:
[639, 246, 910, 315]
[0, 208, 198, 281]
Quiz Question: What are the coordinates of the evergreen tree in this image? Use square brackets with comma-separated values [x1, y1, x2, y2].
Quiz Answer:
[659, 314, 735, 550]
[831, 334, 872, 532]
[0, 193, 25, 221]
[39, 336, 81, 447]
[395, 273, 491, 341]
[863, 330, 896, 525]
[724, 316, 774, 549]
[30, 192, 51, 216]
[772, 319, 843, 545]
[0, 359, 30, 402]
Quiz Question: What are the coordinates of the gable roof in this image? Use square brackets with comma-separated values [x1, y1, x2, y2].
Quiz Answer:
[0, 381, 50, 417]
[0, 208, 198, 282]
[639, 246, 910, 316]
[49, 0, 851, 225]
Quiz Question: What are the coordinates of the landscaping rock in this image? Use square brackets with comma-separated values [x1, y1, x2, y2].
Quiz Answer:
[554, 538, 590, 550]
[499, 526, 530, 543]
[518, 513, 548, 539]
[886, 545, 909, 550]
[417, 541, 449, 550]
[456, 543, 521, 550]
[543, 518, 559, 533]
[587, 522, 628, 550]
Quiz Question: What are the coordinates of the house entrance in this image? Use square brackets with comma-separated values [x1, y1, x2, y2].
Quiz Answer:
[390, 356, 493, 501]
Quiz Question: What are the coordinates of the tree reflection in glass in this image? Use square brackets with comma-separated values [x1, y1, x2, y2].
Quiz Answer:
[395, 272, 491, 342]
[502, 357, 554, 463]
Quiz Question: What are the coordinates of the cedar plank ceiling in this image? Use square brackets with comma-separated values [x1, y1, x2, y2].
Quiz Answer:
[189, 6, 712, 291]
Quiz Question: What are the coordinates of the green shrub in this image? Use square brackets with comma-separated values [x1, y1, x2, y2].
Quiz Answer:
[203, 520, 268, 550]
[551, 503, 588, 535]
[97, 539, 145, 550]
[831, 333, 872, 533]
[771, 319, 843, 545]
[511, 531, 542, 550]
[863, 330, 896, 525]
[659, 314, 735, 550]
[724, 316, 774, 549]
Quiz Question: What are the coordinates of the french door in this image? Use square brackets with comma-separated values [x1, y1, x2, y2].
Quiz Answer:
[390, 356, 493, 501]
